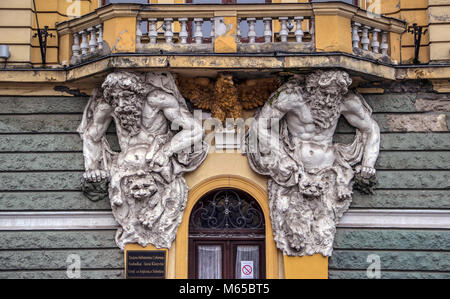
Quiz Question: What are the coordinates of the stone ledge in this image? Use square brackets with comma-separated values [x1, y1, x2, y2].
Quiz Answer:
[0, 53, 449, 84]
[1, 210, 450, 230]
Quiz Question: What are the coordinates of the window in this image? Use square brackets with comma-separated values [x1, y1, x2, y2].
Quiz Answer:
[310, 0, 358, 5]
[102, 0, 148, 4]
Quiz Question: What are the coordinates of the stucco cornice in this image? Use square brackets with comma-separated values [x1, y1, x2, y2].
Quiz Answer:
[0, 54, 449, 84]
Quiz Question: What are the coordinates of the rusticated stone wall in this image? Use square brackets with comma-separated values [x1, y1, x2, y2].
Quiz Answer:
[329, 88, 450, 279]
[0, 84, 449, 278]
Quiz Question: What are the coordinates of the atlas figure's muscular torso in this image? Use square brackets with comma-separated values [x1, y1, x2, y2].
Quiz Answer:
[257, 89, 380, 177]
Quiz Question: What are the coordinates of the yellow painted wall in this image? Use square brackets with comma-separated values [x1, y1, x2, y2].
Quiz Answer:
[366, 0, 431, 64]
[0, 0, 33, 66]
[2, 0, 436, 66]
[428, 0, 450, 62]
[315, 14, 353, 54]
[0, 0, 100, 66]
[175, 151, 282, 279]
[400, 0, 430, 64]
[31, 0, 99, 66]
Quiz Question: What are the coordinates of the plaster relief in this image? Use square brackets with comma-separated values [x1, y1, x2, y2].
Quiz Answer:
[177, 74, 279, 122]
[246, 70, 381, 256]
[78, 71, 208, 250]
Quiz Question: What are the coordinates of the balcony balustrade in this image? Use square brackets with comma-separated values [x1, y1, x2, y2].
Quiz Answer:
[56, 3, 406, 66]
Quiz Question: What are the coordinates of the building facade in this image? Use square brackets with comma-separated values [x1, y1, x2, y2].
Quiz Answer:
[0, 0, 449, 279]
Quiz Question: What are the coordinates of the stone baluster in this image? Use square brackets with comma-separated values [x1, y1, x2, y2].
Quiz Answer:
[361, 25, 371, 51]
[148, 18, 158, 44]
[210, 18, 215, 43]
[164, 18, 174, 43]
[179, 18, 188, 44]
[88, 27, 98, 53]
[371, 28, 381, 53]
[279, 17, 289, 43]
[352, 22, 361, 49]
[96, 24, 103, 50]
[263, 17, 272, 43]
[247, 18, 256, 44]
[294, 17, 304, 43]
[381, 31, 389, 55]
[136, 18, 143, 48]
[72, 33, 80, 57]
[79, 30, 89, 55]
[194, 18, 203, 44]
[236, 18, 241, 43]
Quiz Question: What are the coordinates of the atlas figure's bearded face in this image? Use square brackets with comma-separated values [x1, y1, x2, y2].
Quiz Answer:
[108, 89, 144, 134]
[306, 89, 343, 130]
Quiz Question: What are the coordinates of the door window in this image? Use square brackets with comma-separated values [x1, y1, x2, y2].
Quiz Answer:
[197, 245, 223, 279]
[189, 188, 265, 279]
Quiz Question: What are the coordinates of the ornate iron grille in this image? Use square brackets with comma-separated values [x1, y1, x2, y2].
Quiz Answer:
[190, 189, 264, 230]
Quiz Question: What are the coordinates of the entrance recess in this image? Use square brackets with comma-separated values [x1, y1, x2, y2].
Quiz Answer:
[188, 188, 266, 279]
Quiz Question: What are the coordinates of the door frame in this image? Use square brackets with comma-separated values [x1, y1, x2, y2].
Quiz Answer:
[175, 175, 279, 279]
[187, 187, 266, 279]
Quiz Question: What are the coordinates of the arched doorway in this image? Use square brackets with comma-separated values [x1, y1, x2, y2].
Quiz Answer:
[188, 188, 266, 279]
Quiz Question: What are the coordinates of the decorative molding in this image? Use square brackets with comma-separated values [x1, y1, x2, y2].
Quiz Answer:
[2, 56, 450, 84]
[0, 211, 118, 230]
[339, 209, 450, 229]
[1, 209, 449, 231]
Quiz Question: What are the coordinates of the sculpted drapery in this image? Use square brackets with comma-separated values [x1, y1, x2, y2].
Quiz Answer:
[246, 70, 380, 257]
[78, 71, 208, 250]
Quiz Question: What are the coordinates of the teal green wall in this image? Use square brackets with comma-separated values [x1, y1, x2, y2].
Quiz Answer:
[0, 91, 449, 279]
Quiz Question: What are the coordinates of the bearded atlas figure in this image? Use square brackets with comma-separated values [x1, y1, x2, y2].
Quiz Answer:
[246, 70, 381, 257]
[78, 71, 208, 250]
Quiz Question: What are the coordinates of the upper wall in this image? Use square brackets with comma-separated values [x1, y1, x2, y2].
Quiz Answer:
[0, 0, 100, 67]
[371, 0, 430, 64]
[375, 0, 450, 64]
[0, 0, 447, 66]
[0, 0, 33, 67]
[428, 0, 450, 63]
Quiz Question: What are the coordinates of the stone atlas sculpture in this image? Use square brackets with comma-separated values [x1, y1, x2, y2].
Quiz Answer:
[78, 69, 379, 257]
[78, 71, 208, 250]
[246, 70, 380, 257]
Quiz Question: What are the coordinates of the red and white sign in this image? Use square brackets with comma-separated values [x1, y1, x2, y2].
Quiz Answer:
[240, 261, 254, 279]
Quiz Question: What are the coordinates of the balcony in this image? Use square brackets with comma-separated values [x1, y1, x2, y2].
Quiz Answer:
[56, 2, 406, 67]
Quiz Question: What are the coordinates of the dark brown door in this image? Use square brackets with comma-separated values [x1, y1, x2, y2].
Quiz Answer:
[188, 188, 266, 279]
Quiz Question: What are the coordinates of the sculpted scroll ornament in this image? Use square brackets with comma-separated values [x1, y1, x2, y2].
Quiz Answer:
[246, 70, 381, 257]
[78, 71, 208, 250]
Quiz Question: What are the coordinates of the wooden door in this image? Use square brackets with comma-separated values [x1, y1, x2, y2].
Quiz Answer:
[188, 188, 266, 279]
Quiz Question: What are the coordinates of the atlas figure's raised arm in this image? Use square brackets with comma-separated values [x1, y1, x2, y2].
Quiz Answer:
[79, 92, 114, 182]
[341, 91, 381, 178]
[247, 83, 301, 181]
[146, 89, 204, 167]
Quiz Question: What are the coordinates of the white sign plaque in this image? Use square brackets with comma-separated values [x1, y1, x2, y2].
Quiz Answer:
[240, 261, 254, 279]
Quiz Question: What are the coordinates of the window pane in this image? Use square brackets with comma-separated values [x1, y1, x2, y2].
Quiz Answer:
[198, 245, 222, 279]
[237, 0, 266, 3]
[105, 0, 148, 3]
[311, 0, 355, 4]
[191, 0, 222, 3]
[235, 245, 259, 279]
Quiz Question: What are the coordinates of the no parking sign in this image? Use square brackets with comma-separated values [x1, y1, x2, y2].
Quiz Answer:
[240, 261, 254, 279]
